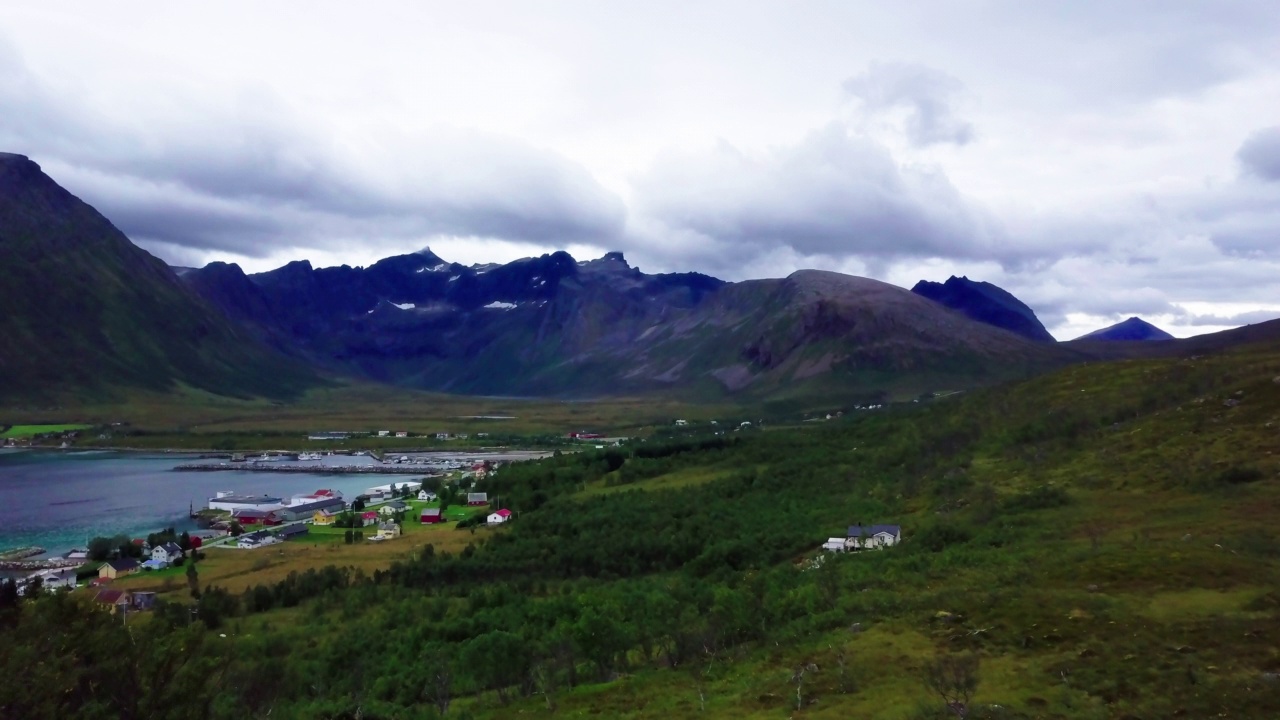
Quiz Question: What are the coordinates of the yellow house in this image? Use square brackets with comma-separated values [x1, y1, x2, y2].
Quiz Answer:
[313, 510, 337, 525]
[98, 558, 140, 580]
[376, 522, 401, 539]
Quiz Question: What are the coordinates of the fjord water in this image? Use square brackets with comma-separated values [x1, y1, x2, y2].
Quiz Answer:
[0, 449, 385, 557]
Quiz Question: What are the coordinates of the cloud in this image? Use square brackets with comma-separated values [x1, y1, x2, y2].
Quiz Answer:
[1181, 308, 1280, 326]
[843, 62, 973, 146]
[1237, 126, 1280, 182]
[632, 124, 1010, 272]
[0, 35, 626, 259]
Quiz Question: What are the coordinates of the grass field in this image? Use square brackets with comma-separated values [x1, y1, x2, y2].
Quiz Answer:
[2, 383, 745, 448]
[110, 523, 491, 597]
[0, 423, 92, 438]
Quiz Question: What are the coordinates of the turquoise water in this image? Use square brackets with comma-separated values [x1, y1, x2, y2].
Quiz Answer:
[0, 450, 405, 557]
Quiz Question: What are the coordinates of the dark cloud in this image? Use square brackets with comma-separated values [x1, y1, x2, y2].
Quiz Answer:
[634, 124, 1009, 267]
[1237, 126, 1280, 182]
[843, 62, 973, 146]
[0, 37, 626, 259]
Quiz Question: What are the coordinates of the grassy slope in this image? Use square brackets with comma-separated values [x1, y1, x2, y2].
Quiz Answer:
[454, 343, 1280, 718]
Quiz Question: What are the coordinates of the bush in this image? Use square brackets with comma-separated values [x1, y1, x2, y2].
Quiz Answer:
[1216, 465, 1264, 485]
[912, 521, 973, 553]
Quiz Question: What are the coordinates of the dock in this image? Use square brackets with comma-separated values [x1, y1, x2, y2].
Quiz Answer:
[173, 463, 436, 475]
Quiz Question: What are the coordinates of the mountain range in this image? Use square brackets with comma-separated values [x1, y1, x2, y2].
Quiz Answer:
[178, 251, 1072, 401]
[0, 152, 1253, 406]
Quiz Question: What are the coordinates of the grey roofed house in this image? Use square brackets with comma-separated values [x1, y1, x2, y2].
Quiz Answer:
[239, 530, 273, 545]
[277, 497, 346, 521]
[106, 558, 140, 572]
[274, 524, 308, 540]
[157, 541, 182, 555]
[386, 500, 407, 510]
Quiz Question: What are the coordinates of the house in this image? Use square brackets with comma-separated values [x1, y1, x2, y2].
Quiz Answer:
[94, 589, 132, 614]
[435, 432, 451, 440]
[420, 508, 443, 524]
[417, 490, 438, 501]
[232, 508, 282, 526]
[487, 508, 512, 525]
[65, 548, 89, 561]
[377, 430, 390, 437]
[276, 496, 346, 522]
[467, 492, 489, 506]
[379, 500, 406, 517]
[151, 542, 183, 566]
[98, 558, 140, 580]
[395, 431, 408, 438]
[131, 591, 156, 610]
[313, 510, 338, 525]
[274, 524, 309, 541]
[141, 558, 169, 572]
[675, 419, 688, 426]
[846, 524, 902, 549]
[455, 433, 469, 440]
[360, 511, 379, 526]
[237, 530, 277, 549]
[822, 537, 849, 553]
[376, 522, 401, 539]
[36, 567, 77, 590]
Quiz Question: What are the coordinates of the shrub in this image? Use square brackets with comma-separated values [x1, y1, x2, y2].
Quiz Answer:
[912, 521, 973, 553]
[1216, 465, 1264, 485]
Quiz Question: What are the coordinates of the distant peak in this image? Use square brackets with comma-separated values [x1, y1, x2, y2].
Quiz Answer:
[0, 151, 33, 164]
[602, 251, 627, 264]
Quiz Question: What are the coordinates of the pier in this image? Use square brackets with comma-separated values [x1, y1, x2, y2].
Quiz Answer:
[173, 463, 436, 475]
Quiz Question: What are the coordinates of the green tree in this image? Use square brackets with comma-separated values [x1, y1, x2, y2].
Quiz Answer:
[186, 560, 200, 599]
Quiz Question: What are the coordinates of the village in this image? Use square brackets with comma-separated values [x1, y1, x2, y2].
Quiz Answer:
[8, 458, 517, 613]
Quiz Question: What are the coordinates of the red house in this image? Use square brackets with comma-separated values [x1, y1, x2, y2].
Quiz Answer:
[420, 508, 443, 524]
[233, 509, 282, 526]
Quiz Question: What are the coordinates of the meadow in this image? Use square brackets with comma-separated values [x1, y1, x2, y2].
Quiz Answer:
[1, 382, 745, 446]
[0, 423, 92, 438]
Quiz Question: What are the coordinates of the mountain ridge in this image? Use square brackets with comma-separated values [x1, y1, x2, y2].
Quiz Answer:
[180, 250, 1077, 402]
[911, 275, 1055, 342]
[0, 152, 317, 403]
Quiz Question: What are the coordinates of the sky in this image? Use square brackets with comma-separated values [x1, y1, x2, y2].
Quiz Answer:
[3, 1, 1280, 340]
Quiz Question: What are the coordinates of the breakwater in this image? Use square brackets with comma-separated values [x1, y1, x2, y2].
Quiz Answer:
[174, 463, 434, 475]
[0, 557, 80, 571]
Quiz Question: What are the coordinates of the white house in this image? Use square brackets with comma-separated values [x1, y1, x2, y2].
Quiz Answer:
[487, 509, 512, 524]
[36, 567, 78, 591]
[150, 542, 184, 566]
[846, 524, 902, 549]
[822, 537, 849, 553]
[377, 430, 390, 437]
[418, 490, 438, 501]
[237, 531, 279, 549]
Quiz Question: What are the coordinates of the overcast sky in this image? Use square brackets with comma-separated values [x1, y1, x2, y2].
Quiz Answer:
[4, 1, 1280, 339]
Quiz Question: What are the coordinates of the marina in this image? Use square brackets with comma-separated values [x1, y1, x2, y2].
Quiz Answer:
[174, 462, 436, 474]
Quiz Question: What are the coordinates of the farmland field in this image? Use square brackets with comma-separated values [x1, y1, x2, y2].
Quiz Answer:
[0, 423, 93, 438]
[110, 523, 492, 597]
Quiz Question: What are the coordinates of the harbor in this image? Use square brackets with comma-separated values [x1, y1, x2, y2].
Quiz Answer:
[174, 462, 436, 474]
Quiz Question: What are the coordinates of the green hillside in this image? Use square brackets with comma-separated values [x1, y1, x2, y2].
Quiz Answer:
[0, 153, 317, 403]
[5, 338, 1280, 718]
